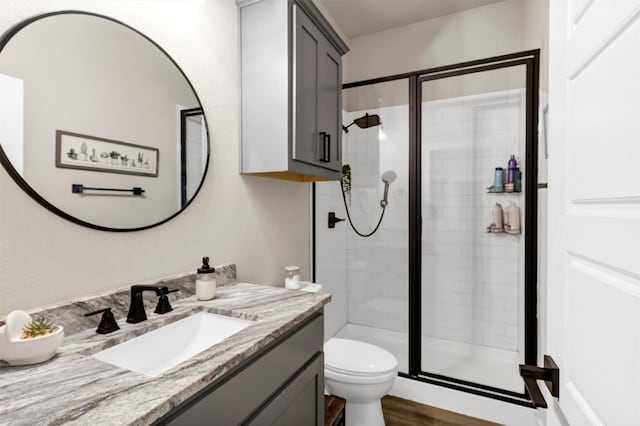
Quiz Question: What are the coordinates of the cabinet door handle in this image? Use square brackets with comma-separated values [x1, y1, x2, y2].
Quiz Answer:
[319, 131, 327, 162]
[326, 133, 331, 163]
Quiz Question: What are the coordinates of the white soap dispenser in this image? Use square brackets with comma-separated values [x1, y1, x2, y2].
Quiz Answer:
[196, 257, 217, 300]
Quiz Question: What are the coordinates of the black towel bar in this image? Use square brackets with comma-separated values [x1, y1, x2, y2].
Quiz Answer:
[72, 184, 145, 195]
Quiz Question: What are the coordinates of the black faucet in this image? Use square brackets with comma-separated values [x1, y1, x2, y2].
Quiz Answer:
[126, 285, 177, 323]
[85, 307, 120, 334]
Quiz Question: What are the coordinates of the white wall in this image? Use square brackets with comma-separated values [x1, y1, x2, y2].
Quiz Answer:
[0, 74, 23, 174]
[342, 0, 549, 91]
[0, 0, 310, 316]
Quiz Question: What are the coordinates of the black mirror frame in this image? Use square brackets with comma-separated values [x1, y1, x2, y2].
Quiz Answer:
[0, 10, 211, 232]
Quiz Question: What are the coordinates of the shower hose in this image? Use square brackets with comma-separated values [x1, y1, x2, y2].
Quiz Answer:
[340, 181, 386, 238]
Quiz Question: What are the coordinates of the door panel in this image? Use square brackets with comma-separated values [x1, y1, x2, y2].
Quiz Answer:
[568, 19, 640, 200]
[294, 5, 320, 166]
[318, 42, 341, 171]
[549, 0, 640, 423]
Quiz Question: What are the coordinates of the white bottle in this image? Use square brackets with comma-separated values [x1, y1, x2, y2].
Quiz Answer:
[503, 207, 510, 231]
[492, 203, 504, 231]
[196, 257, 217, 300]
[506, 203, 521, 234]
[284, 266, 301, 289]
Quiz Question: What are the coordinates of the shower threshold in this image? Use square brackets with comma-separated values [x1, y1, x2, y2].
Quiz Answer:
[335, 323, 523, 394]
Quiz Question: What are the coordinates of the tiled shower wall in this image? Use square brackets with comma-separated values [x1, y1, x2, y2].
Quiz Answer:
[316, 89, 525, 353]
[316, 103, 409, 339]
[421, 89, 525, 351]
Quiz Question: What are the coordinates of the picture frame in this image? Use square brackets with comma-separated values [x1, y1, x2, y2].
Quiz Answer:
[55, 130, 159, 177]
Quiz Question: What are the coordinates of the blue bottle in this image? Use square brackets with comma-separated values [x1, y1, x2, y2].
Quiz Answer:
[493, 168, 504, 192]
[514, 168, 522, 192]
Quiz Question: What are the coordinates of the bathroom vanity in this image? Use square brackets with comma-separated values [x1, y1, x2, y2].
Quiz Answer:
[0, 276, 330, 425]
[161, 313, 324, 425]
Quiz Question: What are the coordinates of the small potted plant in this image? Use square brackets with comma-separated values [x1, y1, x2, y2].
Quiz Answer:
[121, 155, 129, 166]
[66, 148, 78, 160]
[0, 311, 65, 366]
[109, 151, 120, 165]
[137, 152, 144, 168]
[100, 152, 109, 164]
[79, 142, 88, 161]
[341, 164, 352, 205]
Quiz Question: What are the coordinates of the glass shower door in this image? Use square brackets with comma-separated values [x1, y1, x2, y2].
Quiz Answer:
[418, 64, 530, 393]
[315, 79, 410, 373]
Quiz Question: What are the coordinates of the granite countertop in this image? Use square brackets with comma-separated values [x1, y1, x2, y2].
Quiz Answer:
[0, 280, 330, 426]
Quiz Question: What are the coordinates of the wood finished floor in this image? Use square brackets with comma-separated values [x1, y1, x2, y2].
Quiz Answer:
[381, 396, 502, 426]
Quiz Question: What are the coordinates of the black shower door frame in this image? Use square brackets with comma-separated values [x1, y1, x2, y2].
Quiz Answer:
[406, 51, 540, 407]
[317, 49, 540, 406]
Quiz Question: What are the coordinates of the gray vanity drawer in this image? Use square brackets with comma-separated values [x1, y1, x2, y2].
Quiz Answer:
[159, 312, 324, 425]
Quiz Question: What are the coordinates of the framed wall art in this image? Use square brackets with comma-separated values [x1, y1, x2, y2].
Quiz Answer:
[55, 130, 159, 177]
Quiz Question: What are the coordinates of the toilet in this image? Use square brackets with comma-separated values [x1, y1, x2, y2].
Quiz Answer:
[324, 337, 398, 426]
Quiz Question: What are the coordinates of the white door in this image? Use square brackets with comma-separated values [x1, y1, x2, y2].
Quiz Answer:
[185, 114, 205, 200]
[548, 0, 640, 424]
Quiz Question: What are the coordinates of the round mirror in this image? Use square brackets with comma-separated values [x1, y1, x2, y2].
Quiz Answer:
[0, 12, 209, 231]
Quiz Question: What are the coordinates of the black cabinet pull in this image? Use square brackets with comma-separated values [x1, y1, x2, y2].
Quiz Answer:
[319, 132, 326, 162]
[317, 132, 332, 163]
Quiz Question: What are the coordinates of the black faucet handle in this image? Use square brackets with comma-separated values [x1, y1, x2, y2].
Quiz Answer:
[154, 289, 179, 314]
[85, 308, 120, 334]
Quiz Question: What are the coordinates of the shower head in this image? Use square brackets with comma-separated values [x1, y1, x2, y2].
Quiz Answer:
[381, 170, 397, 184]
[380, 170, 397, 208]
[342, 113, 382, 133]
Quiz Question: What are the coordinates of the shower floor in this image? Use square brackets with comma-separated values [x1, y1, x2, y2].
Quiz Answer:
[335, 323, 523, 393]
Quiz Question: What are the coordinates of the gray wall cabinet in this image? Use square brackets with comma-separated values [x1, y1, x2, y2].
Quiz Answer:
[238, 0, 348, 182]
[156, 313, 325, 425]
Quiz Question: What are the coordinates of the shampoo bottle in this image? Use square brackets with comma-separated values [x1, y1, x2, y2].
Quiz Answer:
[493, 168, 504, 192]
[492, 203, 504, 231]
[507, 155, 517, 183]
[506, 203, 521, 234]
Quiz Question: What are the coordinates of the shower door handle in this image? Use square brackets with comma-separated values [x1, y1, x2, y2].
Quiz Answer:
[519, 355, 560, 409]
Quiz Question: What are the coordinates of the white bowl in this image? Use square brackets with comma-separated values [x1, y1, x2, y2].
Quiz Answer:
[0, 326, 64, 366]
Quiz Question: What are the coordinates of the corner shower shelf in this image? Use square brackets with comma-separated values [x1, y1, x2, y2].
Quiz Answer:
[486, 226, 521, 234]
[486, 187, 521, 194]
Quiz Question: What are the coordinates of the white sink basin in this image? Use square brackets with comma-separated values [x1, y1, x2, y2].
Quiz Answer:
[92, 312, 253, 378]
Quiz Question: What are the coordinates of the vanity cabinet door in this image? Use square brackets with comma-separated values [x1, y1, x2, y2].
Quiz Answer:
[246, 353, 324, 426]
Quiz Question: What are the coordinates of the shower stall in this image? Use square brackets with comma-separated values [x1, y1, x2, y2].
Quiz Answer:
[314, 51, 540, 406]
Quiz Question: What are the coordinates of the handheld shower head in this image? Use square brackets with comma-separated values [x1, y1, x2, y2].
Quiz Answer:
[381, 170, 397, 184]
[380, 170, 397, 207]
